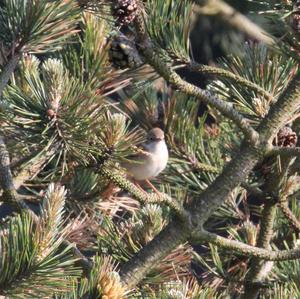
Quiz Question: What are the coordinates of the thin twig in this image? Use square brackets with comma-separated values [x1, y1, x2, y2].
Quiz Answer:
[279, 200, 300, 233]
[192, 229, 300, 261]
[63, 239, 93, 274]
[189, 62, 272, 100]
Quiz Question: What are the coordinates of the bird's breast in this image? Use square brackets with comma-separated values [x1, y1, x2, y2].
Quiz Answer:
[146, 141, 169, 176]
[124, 141, 168, 181]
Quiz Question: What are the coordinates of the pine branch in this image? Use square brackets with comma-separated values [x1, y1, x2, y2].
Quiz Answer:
[243, 181, 300, 231]
[98, 166, 188, 220]
[0, 0, 80, 54]
[0, 200, 82, 298]
[118, 70, 300, 287]
[0, 140, 60, 198]
[0, 53, 22, 96]
[192, 0, 276, 46]
[256, 203, 277, 250]
[134, 14, 259, 144]
[192, 229, 300, 261]
[188, 62, 272, 100]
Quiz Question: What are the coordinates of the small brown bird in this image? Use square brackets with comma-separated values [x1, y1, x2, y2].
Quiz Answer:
[122, 127, 168, 192]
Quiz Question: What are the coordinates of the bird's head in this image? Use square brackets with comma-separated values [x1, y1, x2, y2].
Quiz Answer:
[146, 127, 165, 143]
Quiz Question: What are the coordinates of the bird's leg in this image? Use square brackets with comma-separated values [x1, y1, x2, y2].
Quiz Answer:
[101, 182, 120, 199]
[145, 179, 161, 196]
[133, 179, 148, 194]
[132, 179, 161, 196]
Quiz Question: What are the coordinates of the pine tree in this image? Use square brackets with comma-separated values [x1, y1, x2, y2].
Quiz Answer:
[1, 0, 300, 298]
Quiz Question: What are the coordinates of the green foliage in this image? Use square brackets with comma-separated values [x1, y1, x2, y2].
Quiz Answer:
[145, 0, 193, 61]
[271, 236, 300, 286]
[132, 278, 225, 299]
[1, 56, 142, 176]
[0, 184, 81, 298]
[61, 12, 113, 86]
[0, 0, 79, 54]
[132, 204, 167, 245]
[0, 213, 37, 290]
[69, 167, 100, 198]
[98, 216, 139, 263]
[249, 0, 300, 60]
[1, 57, 104, 167]
[261, 282, 300, 299]
[1, 0, 300, 297]
[97, 207, 192, 287]
[208, 43, 298, 122]
[56, 255, 127, 299]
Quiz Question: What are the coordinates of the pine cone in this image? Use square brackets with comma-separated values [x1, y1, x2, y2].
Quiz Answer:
[113, 0, 138, 26]
[275, 126, 298, 147]
[109, 34, 143, 69]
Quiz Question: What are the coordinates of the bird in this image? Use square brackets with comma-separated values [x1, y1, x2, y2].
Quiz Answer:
[122, 127, 168, 193]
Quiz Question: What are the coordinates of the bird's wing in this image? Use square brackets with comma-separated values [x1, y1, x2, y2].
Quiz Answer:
[121, 145, 151, 170]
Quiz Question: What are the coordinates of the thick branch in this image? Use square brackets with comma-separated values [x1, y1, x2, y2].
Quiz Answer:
[192, 0, 276, 46]
[258, 71, 300, 141]
[189, 62, 272, 100]
[257, 203, 277, 249]
[0, 136, 15, 196]
[120, 219, 190, 288]
[150, 54, 258, 143]
[193, 230, 300, 261]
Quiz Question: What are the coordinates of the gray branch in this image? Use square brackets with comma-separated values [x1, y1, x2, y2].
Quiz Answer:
[193, 229, 300, 261]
